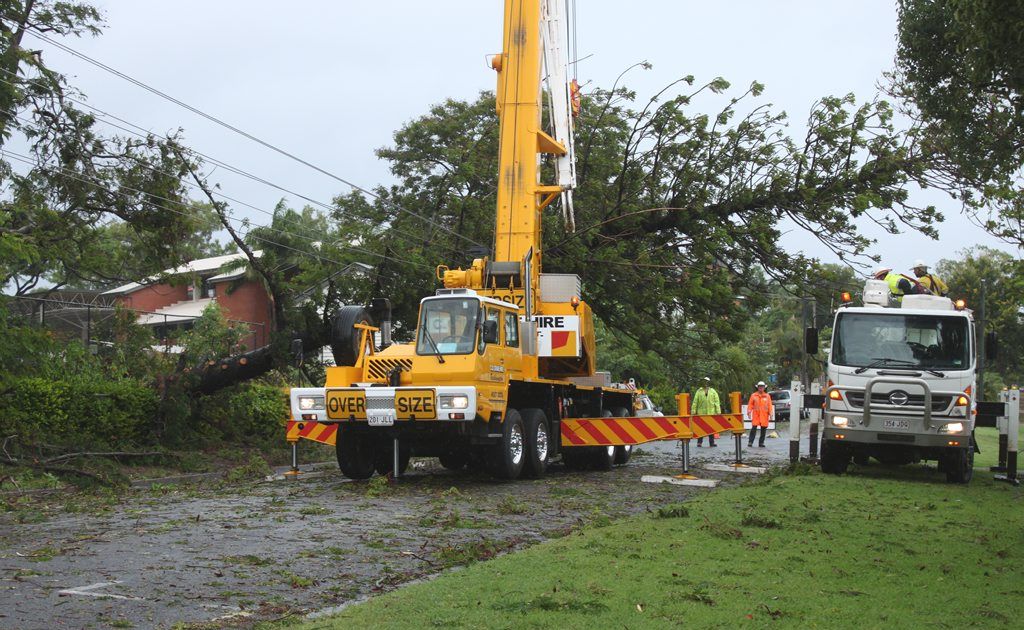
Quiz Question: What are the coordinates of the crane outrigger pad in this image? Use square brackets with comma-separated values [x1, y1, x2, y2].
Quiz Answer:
[286, 420, 338, 447]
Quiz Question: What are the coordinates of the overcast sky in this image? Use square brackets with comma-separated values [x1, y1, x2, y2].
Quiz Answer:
[29, 0, 1018, 279]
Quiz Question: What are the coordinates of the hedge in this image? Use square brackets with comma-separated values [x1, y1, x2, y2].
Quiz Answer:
[0, 377, 159, 449]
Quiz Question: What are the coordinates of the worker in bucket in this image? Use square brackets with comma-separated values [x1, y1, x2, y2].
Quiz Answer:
[873, 266, 924, 302]
[747, 381, 774, 448]
[911, 260, 948, 297]
[694, 377, 721, 447]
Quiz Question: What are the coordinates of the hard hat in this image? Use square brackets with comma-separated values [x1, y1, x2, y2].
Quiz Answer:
[757, 381, 766, 387]
[873, 266, 891, 279]
[703, 376, 711, 382]
[913, 259, 928, 270]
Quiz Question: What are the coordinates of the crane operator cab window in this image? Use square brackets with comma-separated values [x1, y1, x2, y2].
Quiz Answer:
[418, 298, 479, 356]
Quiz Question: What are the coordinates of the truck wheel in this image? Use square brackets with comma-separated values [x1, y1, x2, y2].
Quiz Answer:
[610, 407, 632, 465]
[490, 408, 525, 480]
[521, 408, 549, 479]
[591, 445, 616, 471]
[336, 427, 375, 480]
[373, 443, 410, 477]
[438, 452, 469, 470]
[590, 410, 617, 471]
[820, 439, 849, 475]
[330, 306, 374, 367]
[944, 443, 974, 484]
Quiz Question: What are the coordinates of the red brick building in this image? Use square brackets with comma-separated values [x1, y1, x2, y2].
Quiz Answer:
[102, 252, 271, 351]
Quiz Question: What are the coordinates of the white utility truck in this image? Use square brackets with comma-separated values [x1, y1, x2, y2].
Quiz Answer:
[821, 280, 982, 483]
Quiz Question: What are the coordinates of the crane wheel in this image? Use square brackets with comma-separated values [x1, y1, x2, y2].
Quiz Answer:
[336, 426, 375, 480]
[489, 409, 525, 480]
[610, 407, 632, 465]
[520, 408, 549, 479]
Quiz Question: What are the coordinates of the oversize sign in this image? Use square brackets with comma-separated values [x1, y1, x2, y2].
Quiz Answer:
[395, 389, 436, 418]
[327, 390, 367, 419]
[534, 315, 580, 358]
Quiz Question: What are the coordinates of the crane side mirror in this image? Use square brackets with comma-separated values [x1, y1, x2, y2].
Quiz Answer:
[482, 320, 499, 344]
[804, 327, 819, 355]
[985, 331, 998, 361]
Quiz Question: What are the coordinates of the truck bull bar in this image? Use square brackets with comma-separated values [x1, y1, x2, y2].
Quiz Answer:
[825, 376, 970, 429]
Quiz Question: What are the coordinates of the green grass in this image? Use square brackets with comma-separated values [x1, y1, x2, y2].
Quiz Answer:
[282, 427, 1024, 629]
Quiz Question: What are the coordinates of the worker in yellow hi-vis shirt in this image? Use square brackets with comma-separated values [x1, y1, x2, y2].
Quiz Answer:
[693, 377, 721, 447]
[912, 260, 949, 297]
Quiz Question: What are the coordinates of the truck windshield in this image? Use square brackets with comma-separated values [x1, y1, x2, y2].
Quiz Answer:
[417, 298, 479, 356]
[832, 312, 971, 371]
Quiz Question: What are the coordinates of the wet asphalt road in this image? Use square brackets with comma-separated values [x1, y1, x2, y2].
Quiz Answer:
[0, 425, 810, 629]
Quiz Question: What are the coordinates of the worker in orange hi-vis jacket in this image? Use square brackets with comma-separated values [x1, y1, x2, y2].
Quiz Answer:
[747, 381, 774, 448]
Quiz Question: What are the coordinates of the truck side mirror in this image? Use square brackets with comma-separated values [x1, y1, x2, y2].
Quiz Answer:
[482, 320, 499, 344]
[804, 327, 819, 355]
[985, 331, 998, 361]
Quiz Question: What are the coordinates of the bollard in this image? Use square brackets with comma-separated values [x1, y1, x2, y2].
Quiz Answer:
[393, 437, 401, 480]
[995, 389, 1020, 486]
[789, 380, 802, 463]
[734, 432, 743, 465]
[676, 392, 691, 416]
[808, 382, 821, 460]
[991, 390, 1009, 472]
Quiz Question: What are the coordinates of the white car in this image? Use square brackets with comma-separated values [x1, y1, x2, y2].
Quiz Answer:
[634, 393, 664, 417]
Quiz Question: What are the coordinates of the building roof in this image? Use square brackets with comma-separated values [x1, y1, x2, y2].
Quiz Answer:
[136, 297, 216, 326]
[102, 251, 262, 296]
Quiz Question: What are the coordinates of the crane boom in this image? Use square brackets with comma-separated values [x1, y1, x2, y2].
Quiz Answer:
[491, 0, 571, 300]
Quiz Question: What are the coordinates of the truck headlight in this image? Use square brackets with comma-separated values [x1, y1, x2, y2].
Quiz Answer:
[298, 395, 325, 410]
[939, 422, 964, 434]
[832, 416, 849, 428]
[440, 395, 470, 410]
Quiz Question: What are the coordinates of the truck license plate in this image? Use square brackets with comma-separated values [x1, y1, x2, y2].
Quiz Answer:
[883, 419, 909, 429]
[367, 412, 395, 427]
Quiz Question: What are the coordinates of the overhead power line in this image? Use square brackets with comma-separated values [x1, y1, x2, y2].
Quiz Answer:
[1, 148, 433, 271]
[0, 71, 463, 261]
[24, 28, 488, 250]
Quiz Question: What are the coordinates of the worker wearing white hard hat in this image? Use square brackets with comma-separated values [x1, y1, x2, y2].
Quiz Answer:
[747, 381, 773, 448]
[693, 377, 721, 447]
[911, 260, 949, 297]
[873, 265, 918, 302]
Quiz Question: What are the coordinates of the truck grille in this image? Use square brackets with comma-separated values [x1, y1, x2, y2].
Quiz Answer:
[846, 392, 952, 412]
[366, 358, 413, 380]
[365, 396, 395, 410]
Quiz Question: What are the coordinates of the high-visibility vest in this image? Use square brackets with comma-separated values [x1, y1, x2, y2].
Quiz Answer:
[918, 274, 948, 296]
[747, 391, 774, 427]
[691, 387, 721, 415]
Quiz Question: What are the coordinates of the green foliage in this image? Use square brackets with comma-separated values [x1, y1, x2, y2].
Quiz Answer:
[936, 247, 1024, 396]
[0, 1, 221, 295]
[0, 377, 158, 449]
[894, 0, 1024, 246]
[193, 382, 288, 445]
[180, 301, 251, 366]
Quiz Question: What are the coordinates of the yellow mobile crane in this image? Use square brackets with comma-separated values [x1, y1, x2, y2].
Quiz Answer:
[288, 0, 739, 480]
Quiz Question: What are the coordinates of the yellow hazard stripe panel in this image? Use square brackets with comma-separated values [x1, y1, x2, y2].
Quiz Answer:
[286, 420, 337, 446]
[560, 414, 744, 447]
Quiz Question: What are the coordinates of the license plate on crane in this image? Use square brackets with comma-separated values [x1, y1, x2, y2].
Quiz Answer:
[368, 412, 396, 427]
